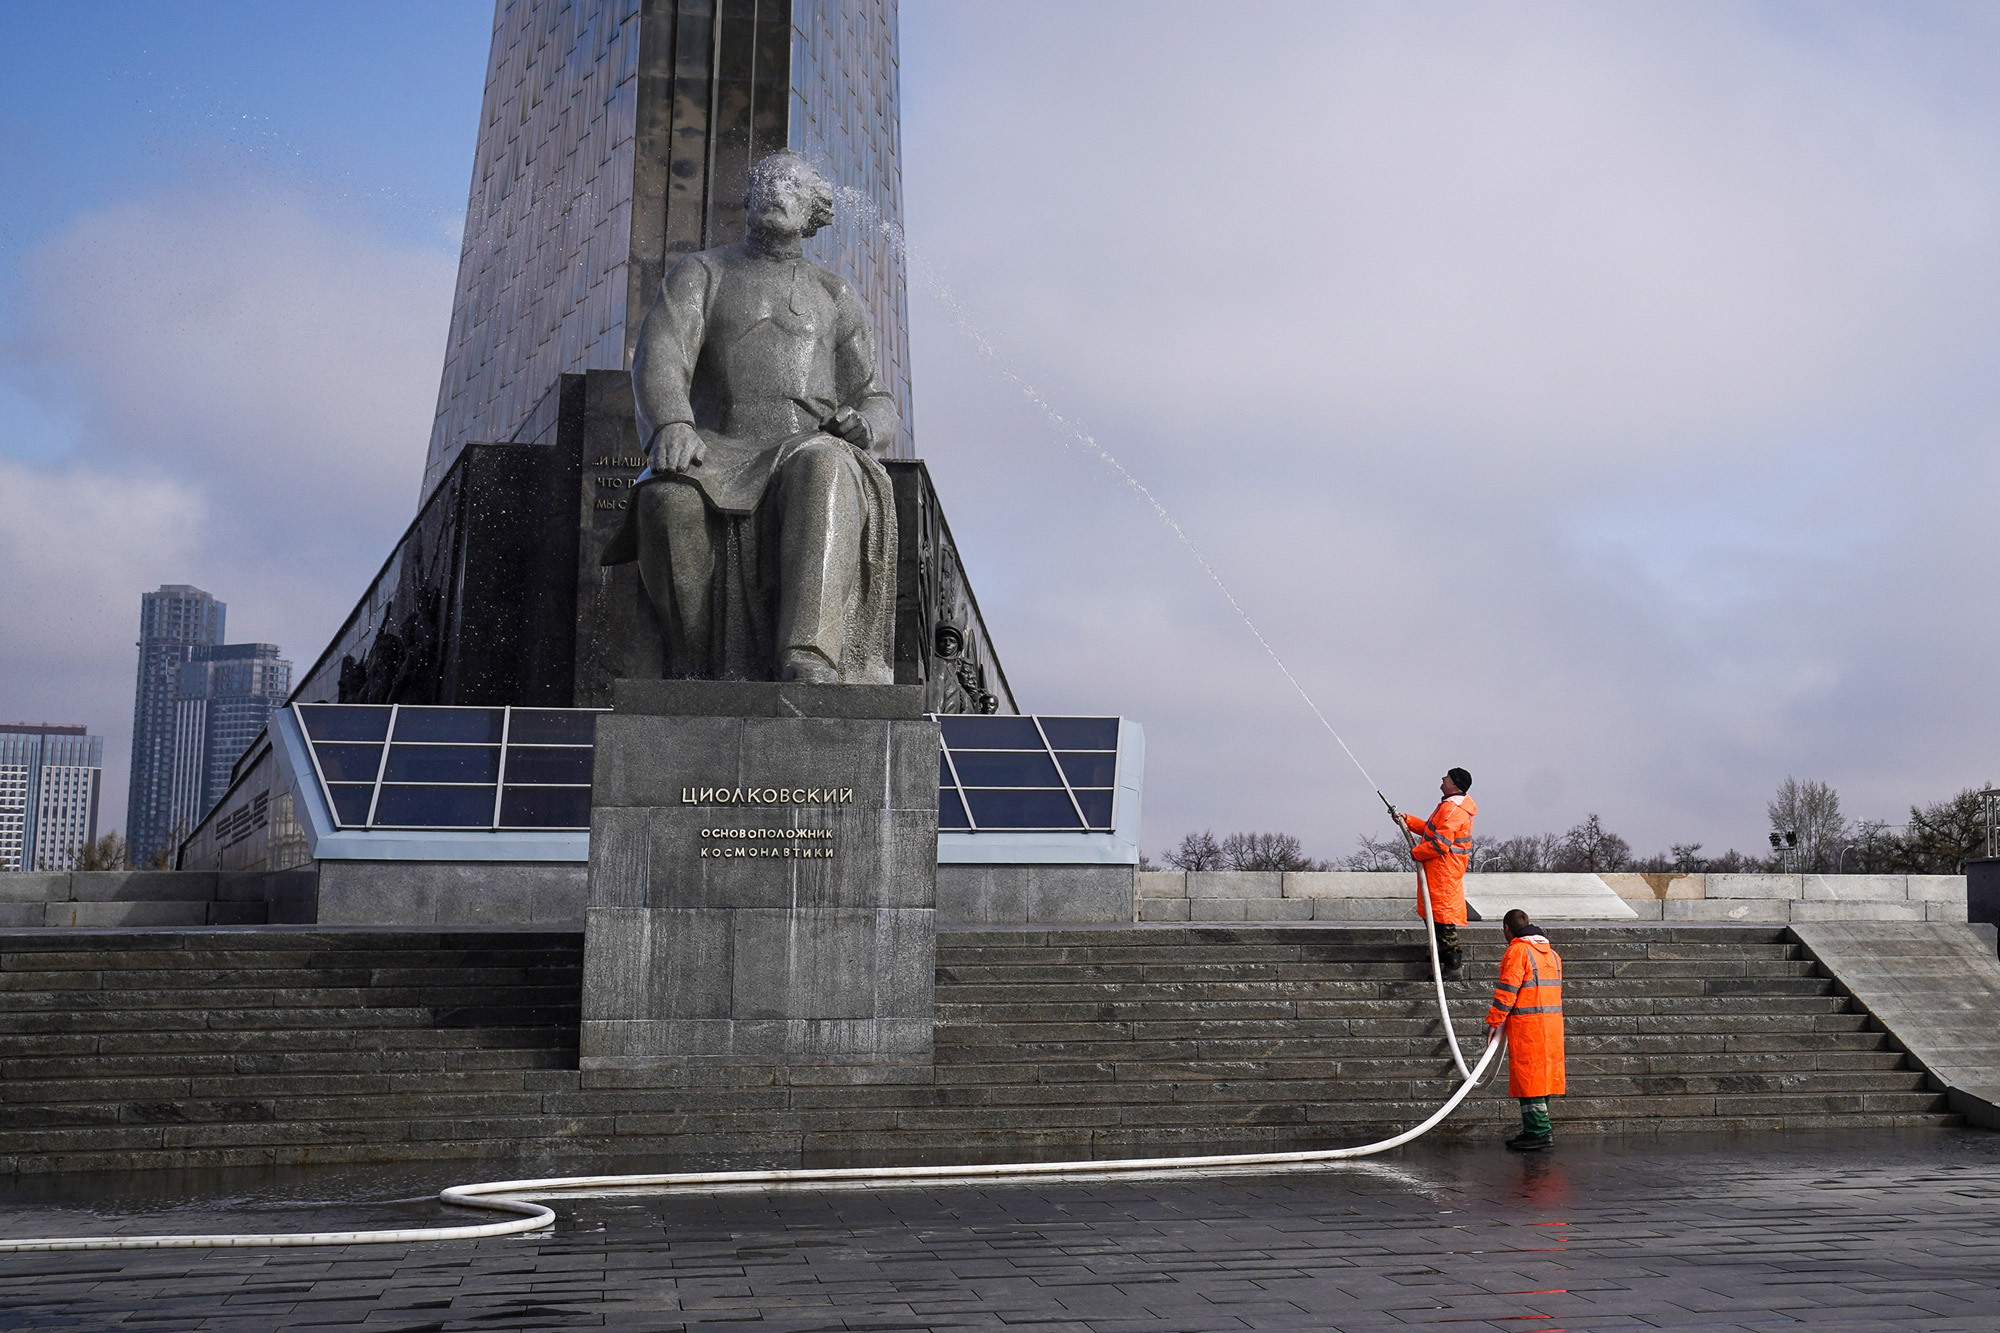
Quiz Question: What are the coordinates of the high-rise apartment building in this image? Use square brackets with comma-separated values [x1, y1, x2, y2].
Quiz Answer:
[0, 724, 103, 872]
[126, 585, 226, 866]
[421, 0, 910, 498]
[167, 644, 293, 840]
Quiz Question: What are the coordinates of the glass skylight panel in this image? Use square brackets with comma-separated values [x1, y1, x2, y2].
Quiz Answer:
[372, 784, 497, 827]
[506, 709, 597, 745]
[296, 704, 601, 832]
[1039, 717, 1119, 750]
[965, 789, 1081, 829]
[935, 715, 1121, 832]
[299, 706, 390, 743]
[327, 786, 375, 826]
[383, 744, 500, 784]
[500, 786, 591, 828]
[949, 749, 1062, 787]
[297, 707, 1118, 838]
[393, 707, 505, 744]
[503, 747, 593, 785]
[1054, 751, 1116, 787]
[312, 743, 386, 783]
[940, 716, 1044, 750]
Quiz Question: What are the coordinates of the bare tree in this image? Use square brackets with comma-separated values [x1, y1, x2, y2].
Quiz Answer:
[71, 833, 127, 871]
[1220, 831, 1323, 871]
[1553, 814, 1632, 872]
[1342, 832, 1410, 872]
[1670, 842, 1706, 872]
[1480, 831, 1563, 872]
[1767, 777, 1847, 872]
[1833, 819, 1898, 873]
[1161, 830, 1225, 870]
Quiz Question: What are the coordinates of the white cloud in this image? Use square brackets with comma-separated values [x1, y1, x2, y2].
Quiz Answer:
[2, 180, 455, 825]
[901, 1, 2000, 859]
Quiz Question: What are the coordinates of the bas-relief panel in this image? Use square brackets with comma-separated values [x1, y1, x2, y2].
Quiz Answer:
[176, 741, 311, 875]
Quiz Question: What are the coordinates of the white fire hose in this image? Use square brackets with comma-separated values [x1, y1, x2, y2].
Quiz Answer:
[0, 901, 1501, 1252]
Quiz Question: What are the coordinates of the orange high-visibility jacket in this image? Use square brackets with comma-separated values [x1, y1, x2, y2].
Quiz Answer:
[1401, 795, 1475, 927]
[1487, 934, 1565, 1098]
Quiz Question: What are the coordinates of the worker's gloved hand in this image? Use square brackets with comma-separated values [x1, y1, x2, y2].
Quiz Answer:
[1386, 804, 1400, 821]
[1484, 1023, 1501, 1047]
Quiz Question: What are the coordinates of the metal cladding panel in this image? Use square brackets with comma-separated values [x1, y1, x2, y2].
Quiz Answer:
[422, 0, 916, 500]
[423, 0, 645, 496]
[790, 0, 911, 454]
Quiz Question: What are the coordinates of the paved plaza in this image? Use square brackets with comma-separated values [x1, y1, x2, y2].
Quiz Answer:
[1, 1129, 1997, 1331]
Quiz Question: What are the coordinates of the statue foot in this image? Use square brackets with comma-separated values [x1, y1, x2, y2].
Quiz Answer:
[779, 649, 841, 685]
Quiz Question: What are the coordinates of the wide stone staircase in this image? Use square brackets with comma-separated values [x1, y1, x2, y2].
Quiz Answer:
[0, 931, 582, 1175]
[0, 924, 1955, 1175]
[929, 925, 1956, 1146]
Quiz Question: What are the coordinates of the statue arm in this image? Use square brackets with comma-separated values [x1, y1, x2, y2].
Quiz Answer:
[632, 256, 711, 456]
[830, 278, 899, 455]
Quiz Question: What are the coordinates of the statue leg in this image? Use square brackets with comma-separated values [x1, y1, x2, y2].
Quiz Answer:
[633, 479, 717, 675]
[771, 438, 863, 684]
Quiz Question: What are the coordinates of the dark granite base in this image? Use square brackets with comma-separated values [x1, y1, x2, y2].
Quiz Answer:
[582, 690, 939, 1069]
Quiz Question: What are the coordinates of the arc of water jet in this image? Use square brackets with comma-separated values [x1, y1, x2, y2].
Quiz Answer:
[876, 225, 1381, 795]
[826, 194, 1372, 768]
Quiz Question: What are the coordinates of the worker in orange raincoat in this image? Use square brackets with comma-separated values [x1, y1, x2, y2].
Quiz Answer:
[1393, 767, 1476, 980]
[1486, 908, 1564, 1151]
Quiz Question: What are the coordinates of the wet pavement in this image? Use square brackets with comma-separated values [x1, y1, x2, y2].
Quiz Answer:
[1, 1128, 1997, 1331]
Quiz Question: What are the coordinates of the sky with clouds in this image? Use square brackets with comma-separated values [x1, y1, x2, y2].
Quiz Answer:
[2, 1, 1996, 863]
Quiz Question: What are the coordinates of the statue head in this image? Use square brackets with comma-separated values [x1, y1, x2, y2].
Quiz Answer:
[746, 151, 835, 240]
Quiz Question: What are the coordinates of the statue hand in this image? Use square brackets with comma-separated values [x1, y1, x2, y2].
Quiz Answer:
[653, 422, 705, 473]
[828, 405, 875, 451]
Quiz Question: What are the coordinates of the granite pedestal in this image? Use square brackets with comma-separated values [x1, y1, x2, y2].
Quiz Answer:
[581, 680, 937, 1070]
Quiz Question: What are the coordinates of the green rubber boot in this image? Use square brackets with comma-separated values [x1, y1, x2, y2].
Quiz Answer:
[1506, 1099, 1553, 1151]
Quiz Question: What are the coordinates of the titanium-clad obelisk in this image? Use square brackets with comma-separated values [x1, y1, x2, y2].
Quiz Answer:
[289, 0, 1009, 717]
[421, 0, 914, 500]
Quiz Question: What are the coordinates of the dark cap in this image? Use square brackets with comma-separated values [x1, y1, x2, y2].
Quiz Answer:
[1447, 767, 1472, 793]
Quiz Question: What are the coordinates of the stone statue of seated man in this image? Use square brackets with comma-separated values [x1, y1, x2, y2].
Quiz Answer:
[601, 151, 899, 685]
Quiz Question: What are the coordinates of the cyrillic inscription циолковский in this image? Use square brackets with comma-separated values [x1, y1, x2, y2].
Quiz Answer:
[681, 787, 855, 805]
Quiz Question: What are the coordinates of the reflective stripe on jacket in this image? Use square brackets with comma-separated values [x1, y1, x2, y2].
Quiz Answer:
[1400, 795, 1475, 927]
[1487, 934, 1565, 1098]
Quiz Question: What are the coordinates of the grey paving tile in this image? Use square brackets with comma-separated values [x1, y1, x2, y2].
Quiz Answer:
[1, 1131, 1999, 1331]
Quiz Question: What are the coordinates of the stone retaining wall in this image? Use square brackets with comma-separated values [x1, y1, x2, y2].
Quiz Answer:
[0, 872, 269, 928]
[1138, 871, 1969, 924]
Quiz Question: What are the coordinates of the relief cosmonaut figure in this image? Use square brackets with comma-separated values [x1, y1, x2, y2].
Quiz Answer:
[602, 151, 898, 684]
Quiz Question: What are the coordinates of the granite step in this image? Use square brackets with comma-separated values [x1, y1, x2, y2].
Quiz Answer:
[0, 924, 1963, 1176]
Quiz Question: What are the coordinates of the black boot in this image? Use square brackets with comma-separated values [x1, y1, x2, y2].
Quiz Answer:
[1442, 948, 1465, 983]
[1506, 1129, 1555, 1151]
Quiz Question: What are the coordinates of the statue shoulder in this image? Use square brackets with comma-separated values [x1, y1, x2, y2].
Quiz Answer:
[666, 248, 727, 282]
[808, 264, 867, 319]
